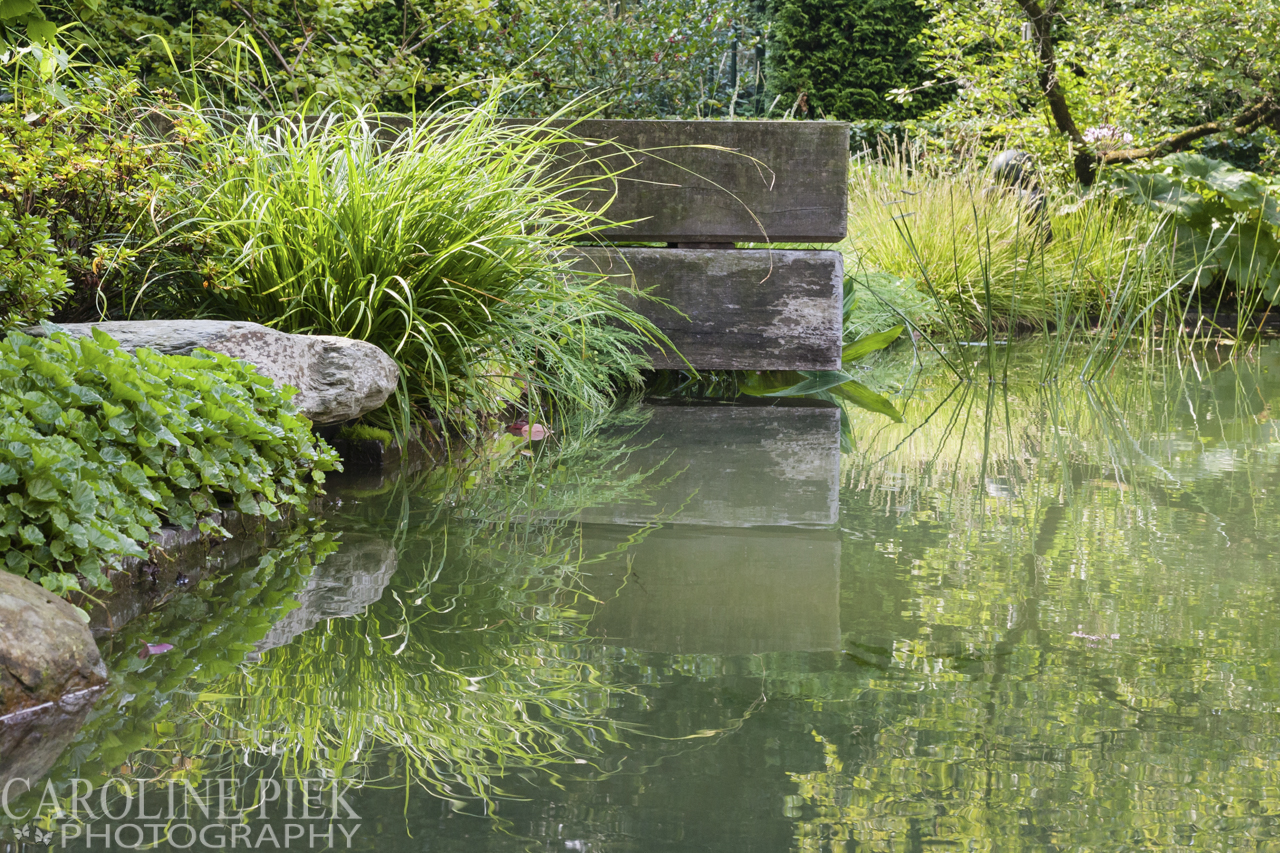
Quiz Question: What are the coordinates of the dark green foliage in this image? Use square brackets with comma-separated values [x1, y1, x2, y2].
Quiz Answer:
[766, 0, 947, 121]
[52, 0, 491, 112]
[0, 203, 68, 331]
[481, 0, 750, 119]
[0, 326, 337, 597]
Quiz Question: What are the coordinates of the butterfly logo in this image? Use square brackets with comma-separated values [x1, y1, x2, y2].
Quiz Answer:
[11, 823, 53, 844]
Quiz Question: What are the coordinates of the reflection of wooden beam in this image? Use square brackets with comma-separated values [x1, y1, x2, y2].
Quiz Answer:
[571, 247, 843, 370]
[577, 403, 841, 528]
[582, 525, 842, 656]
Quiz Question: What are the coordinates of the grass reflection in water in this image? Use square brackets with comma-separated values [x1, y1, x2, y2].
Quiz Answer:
[790, 343, 1280, 851]
[16, 420, 665, 833]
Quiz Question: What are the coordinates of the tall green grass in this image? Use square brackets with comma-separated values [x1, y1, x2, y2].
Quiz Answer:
[838, 142, 1231, 381]
[842, 143, 1176, 335]
[171, 87, 667, 434]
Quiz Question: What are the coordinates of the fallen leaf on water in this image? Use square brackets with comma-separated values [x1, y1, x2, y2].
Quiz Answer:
[139, 643, 175, 660]
[505, 420, 552, 441]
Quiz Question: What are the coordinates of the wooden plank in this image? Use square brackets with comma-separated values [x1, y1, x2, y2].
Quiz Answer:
[580, 525, 842, 656]
[572, 247, 843, 370]
[545, 120, 850, 243]
[351, 116, 850, 243]
[575, 402, 841, 528]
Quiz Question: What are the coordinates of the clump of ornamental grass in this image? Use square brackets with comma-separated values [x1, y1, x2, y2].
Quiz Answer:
[842, 142, 1176, 335]
[178, 85, 667, 434]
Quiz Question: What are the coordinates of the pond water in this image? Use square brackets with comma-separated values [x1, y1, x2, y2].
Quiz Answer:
[6, 341, 1280, 852]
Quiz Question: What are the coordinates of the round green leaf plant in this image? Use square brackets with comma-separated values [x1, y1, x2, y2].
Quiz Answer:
[0, 325, 338, 597]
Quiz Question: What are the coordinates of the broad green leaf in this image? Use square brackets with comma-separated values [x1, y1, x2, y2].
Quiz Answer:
[0, 0, 36, 20]
[89, 325, 120, 349]
[766, 370, 858, 396]
[741, 370, 858, 397]
[25, 15, 56, 43]
[828, 379, 903, 422]
[842, 325, 904, 363]
[26, 477, 60, 502]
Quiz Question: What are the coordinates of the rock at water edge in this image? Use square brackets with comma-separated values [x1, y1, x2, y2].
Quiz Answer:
[37, 320, 400, 425]
[1, 571, 107, 718]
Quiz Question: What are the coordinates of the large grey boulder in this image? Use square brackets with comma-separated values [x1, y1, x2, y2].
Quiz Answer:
[1, 571, 107, 718]
[41, 321, 399, 424]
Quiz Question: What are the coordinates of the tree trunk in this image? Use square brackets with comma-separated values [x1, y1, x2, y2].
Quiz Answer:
[1013, 0, 1098, 185]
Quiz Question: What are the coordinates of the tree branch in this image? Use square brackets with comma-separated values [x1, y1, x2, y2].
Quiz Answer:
[1100, 97, 1280, 165]
[227, 0, 295, 76]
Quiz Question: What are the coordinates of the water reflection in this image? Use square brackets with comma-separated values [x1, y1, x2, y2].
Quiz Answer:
[795, 343, 1280, 851]
[583, 525, 841, 655]
[8, 345, 1280, 852]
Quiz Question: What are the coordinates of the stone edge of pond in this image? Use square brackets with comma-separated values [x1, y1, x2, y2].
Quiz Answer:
[0, 572, 108, 719]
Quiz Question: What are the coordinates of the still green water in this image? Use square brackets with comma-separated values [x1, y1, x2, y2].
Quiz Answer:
[10, 342, 1280, 852]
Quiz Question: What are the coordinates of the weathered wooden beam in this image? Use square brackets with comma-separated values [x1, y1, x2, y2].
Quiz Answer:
[580, 525, 842, 655]
[574, 402, 841, 528]
[542, 120, 850, 243]
[572, 247, 844, 371]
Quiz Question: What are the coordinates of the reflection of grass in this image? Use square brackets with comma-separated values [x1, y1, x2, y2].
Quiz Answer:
[789, 341, 1280, 851]
[21, 417, 669, 814]
[842, 340, 1280, 505]
[173, 413, 674, 803]
[1, 520, 336, 823]
[183, 519, 635, 804]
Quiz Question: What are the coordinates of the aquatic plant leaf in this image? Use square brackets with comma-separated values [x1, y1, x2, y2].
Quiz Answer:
[139, 643, 175, 659]
[827, 379, 903, 423]
[735, 370, 808, 396]
[842, 325, 904, 363]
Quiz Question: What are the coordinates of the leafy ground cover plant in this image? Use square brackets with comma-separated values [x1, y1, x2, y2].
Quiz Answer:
[0, 326, 337, 597]
[179, 88, 666, 434]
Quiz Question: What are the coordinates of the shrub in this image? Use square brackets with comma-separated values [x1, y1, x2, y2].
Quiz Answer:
[1112, 153, 1280, 309]
[0, 59, 211, 323]
[59, 0, 752, 118]
[765, 0, 947, 121]
[178, 90, 667, 431]
[0, 204, 68, 331]
[0, 326, 338, 597]
[482, 0, 751, 119]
